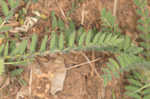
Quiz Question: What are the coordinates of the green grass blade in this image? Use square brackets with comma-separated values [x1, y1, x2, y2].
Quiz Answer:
[0, 44, 4, 56]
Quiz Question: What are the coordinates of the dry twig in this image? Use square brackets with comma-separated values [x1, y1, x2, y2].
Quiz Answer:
[67, 57, 100, 70]
[113, 0, 118, 17]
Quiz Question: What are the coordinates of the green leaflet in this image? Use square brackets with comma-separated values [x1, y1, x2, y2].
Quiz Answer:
[125, 92, 141, 99]
[0, 26, 12, 32]
[50, 31, 58, 51]
[68, 31, 76, 47]
[93, 32, 101, 44]
[30, 34, 38, 53]
[78, 33, 85, 47]
[108, 58, 119, 70]
[117, 54, 127, 68]
[51, 11, 57, 30]
[0, 58, 4, 75]
[125, 85, 140, 92]
[0, 17, 3, 24]
[143, 88, 150, 94]
[12, 60, 28, 66]
[98, 33, 106, 45]
[10, 68, 24, 77]
[102, 53, 146, 86]
[104, 33, 112, 45]
[119, 36, 131, 50]
[110, 35, 120, 45]
[143, 95, 150, 99]
[137, 25, 145, 33]
[18, 78, 28, 86]
[40, 35, 48, 52]
[101, 8, 114, 27]
[128, 79, 142, 87]
[124, 36, 131, 50]
[0, 0, 9, 16]
[69, 20, 75, 32]
[85, 30, 92, 45]
[125, 45, 143, 54]
[101, 8, 120, 34]
[58, 18, 65, 30]
[11, 40, 28, 55]
[4, 42, 9, 57]
[59, 33, 64, 50]
[19, 40, 28, 54]
[0, 44, 4, 56]
[8, 0, 19, 9]
[8, 0, 15, 9]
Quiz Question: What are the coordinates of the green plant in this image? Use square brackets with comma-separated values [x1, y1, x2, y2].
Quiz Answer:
[101, 8, 121, 34]
[0, 0, 19, 32]
[66, 0, 83, 17]
[101, 0, 150, 99]
[125, 71, 150, 99]
[135, 0, 150, 60]
[0, 8, 140, 77]
[124, 0, 150, 98]
[0, 25, 126, 75]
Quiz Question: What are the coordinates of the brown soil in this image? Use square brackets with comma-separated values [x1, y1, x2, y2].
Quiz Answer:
[0, 0, 149, 99]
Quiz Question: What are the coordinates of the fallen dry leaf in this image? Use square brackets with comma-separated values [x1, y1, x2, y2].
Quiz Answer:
[43, 56, 67, 95]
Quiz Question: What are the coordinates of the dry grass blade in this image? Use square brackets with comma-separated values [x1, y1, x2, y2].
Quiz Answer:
[67, 55, 101, 71]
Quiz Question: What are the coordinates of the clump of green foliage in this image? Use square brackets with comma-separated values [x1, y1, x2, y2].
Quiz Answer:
[101, 0, 150, 99]
[124, 0, 150, 98]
